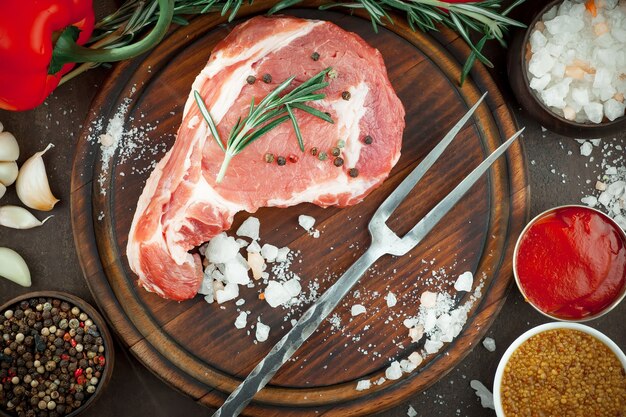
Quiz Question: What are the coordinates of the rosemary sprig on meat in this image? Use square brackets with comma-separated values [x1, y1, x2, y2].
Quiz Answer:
[61, 0, 525, 86]
[194, 67, 334, 183]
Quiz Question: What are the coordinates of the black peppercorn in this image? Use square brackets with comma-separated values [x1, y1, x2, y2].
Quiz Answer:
[310, 147, 318, 156]
[331, 147, 341, 157]
[262, 73, 272, 83]
[276, 156, 286, 166]
[311, 52, 320, 61]
[246, 75, 256, 85]
[333, 157, 344, 167]
[349, 168, 359, 178]
[364, 135, 373, 145]
[341, 91, 351, 101]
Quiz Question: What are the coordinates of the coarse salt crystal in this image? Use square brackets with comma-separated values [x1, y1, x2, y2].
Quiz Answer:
[275, 247, 290, 263]
[482, 337, 496, 352]
[385, 361, 403, 380]
[247, 252, 265, 280]
[470, 380, 495, 410]
[255, 321, 270, 342]
[581, 195, 598, 207]
[283, 278, 302, 298]
[407, 405, 418, 417]
[424, 339, 444, 354]
[420, 291, 437, 308]
[247, 240, 261, 253]
[261, 244, 279, 262]
[234, 312, 247, 329]
[224, 261, 250, 285]
[580, 141, 593, 156]
[356, 380, 371, 391]
[399, 359, 417, 373]
[216, 282, 239, 304]
[408, 352, 423, 366]
[264, 281, 292, 308]
[409, 325, 424, 343]
[298, 215, 316, 231]
[454, 271, 474, 292]
[206, 233, 240, 264]
[385, 292, 397, 307]
[236, 217, 260, 240]
[351, 304, 366, 317]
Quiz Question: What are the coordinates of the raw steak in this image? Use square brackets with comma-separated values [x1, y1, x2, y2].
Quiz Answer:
[127, 16, 405, 300]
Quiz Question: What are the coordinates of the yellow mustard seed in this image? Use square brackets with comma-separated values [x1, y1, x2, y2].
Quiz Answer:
[501, 329, 626, 417]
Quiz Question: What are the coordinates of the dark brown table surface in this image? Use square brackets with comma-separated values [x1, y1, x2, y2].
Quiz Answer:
[1, 1, 625, 416]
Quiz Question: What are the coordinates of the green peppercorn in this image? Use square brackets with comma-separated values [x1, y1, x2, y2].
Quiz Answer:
[262, 73, 272, 83]
[337, 139, 345, 148]
[277, 156, 286, 166]
[341, 91, 351, 100]
[246, 75, 256, 85]
[311, 52, 320, 61]
[318, 151, 328, 161]
[264, 153, 274, 163]
[334, 157, 344, 167]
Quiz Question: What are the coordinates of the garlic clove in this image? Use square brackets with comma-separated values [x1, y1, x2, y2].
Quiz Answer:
[0, 247, 31, 287]
[0, 131, 19, 161]
[0, 161, 18, 186]
[16, 143, 59, 211]
[0, 183, 5, 200]
[0, 205, 52, 229]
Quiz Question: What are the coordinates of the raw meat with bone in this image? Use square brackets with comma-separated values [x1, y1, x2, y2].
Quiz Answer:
[127, 16, 405, 300]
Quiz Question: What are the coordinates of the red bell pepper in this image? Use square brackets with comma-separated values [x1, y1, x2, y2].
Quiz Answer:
[0, 0, 174, 111]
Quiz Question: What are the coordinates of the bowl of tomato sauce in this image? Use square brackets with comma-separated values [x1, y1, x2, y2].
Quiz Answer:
[513, 205, 626, 321]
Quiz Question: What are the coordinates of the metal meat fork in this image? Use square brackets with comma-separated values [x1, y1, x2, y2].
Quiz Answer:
[213, 92, 524, 417]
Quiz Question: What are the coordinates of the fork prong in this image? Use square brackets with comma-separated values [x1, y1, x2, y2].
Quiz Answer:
[371, 92, 488, 222]
[398, 127, 525, 253]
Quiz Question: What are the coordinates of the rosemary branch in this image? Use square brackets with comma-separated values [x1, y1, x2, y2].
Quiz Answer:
[61, 0, 525, 85]
[194, 68, 334, 183]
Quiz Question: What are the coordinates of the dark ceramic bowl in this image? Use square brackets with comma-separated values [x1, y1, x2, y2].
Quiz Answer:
[0, 291, 114, 417]
[507, 0, 626, 138]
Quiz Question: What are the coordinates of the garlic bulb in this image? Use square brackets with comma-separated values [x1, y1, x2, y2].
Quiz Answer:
[16, 143, 59, 211]
[0, 205, 52, 229]
[0, 247, 31, 287]
[0, 131, 19, 161]
[0, 183, 5, 200]
[0, 161, 18, 186]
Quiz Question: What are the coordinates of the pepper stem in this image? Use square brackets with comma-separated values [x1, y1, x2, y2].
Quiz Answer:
[51, 0, 174, 73]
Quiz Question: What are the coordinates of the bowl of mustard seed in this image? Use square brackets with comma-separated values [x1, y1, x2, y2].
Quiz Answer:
[493, 322, 626, 417]
[0, 291, 114, 417]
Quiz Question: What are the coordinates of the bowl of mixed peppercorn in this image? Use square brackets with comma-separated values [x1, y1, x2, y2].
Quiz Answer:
[0, 291, 113, 417]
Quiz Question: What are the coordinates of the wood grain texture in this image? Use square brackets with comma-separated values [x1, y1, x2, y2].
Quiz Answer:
[70, 3, 529, 415]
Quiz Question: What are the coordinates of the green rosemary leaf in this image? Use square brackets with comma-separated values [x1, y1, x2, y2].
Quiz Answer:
[459, 35, 487, 86]
[268, 0, 304, 15]
[236, 115, 291, 153]
[194, 90, 226, 152]
[286, 105, 305, 152]
[449, 12, 492, 67]
[290, 103, 334, 123]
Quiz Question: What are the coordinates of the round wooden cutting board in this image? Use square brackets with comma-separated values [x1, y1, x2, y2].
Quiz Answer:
[71, 3, 529, 415]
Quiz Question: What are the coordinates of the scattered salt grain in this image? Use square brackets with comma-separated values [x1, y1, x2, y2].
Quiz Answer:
[470, 380, 495, 410]
[482, 337, 496, 352]
[356, 380, 371, 391]
[236, 217, 260, 240]
[385, 361, 403, 380]
[407, 405, 418, 417]
[234, 312, 247, 329]
[255, 320, 270, 342]
[275, 247, 290, 262]
[454, 271, 473, 292]
[351, 304, 366, 316]
[409, 325, 424, 343]
[298, 214, 316, 231]
[424, 339, 444, 354]
[385, 292, 397, 307]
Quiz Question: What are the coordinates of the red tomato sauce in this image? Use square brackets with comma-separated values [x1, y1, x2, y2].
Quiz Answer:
[515, 206, 626, 320]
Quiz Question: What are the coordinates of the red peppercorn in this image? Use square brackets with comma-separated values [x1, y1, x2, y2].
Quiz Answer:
[97, 356, 106, 366]
[79, 322, 84, 327]
[63, 333, 71, 341]
[61, 354, 69, 360]
[288, 154, 299, 163]
[70, 339, 77, 347]
[76, 375, 86, 385]
[74, 368, 83, 379]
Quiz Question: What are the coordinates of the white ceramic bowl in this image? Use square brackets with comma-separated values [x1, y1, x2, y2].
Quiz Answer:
[493, 322, 626, 417]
